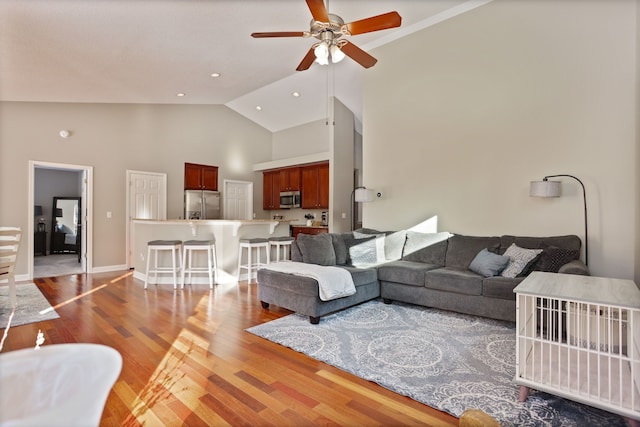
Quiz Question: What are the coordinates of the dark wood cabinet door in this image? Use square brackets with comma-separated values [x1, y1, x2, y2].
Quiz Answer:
[184, 163, 202, 190]
[300, 166, 318, 209]
[301, 162, 329, 208]
[201, 166, 218, 191]
[317, 163, 329, 209]
[280, 167, 301, 191]
[263, 171, 281, 210]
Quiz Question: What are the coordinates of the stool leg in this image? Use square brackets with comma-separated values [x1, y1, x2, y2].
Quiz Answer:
[212, 244, 218, 284]
[247, 245, 253, 283]
[207, 246, 213, 289]
[171, 246, 177, 289]
[181, 248, 187, 289]
[188, 248, 193, 285]
[265, 244, 270, 265]
[144, 246, 152, 289]
[237, 246, 243, 281]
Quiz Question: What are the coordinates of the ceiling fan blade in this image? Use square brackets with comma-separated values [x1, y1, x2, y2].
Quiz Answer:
[306, 0, 329, 22]
[344, 11, 402, 35]
[251, 31, 307, 38]
[340, 41, 377, 68]
[296, 48, 317, 71]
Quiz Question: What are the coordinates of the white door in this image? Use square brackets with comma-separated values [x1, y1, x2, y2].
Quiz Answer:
[223, 180, 253, 220]
[126, 171, 167, 267]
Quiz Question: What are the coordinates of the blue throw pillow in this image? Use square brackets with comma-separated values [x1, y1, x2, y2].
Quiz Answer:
[469, 248, 510, 277]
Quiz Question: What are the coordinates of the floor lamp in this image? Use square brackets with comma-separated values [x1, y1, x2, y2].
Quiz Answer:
[529, 174, 588, 266]
[350, 186, 378, 230]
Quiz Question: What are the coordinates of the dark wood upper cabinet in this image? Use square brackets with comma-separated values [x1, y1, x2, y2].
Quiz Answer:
[263, 170, 281, 210]
[185, 162, 218, 191]
[279, 167, 301, 191]
[301, 162, 329, 209]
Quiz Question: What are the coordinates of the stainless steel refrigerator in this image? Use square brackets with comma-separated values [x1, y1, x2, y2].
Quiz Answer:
[184, 190, 221, 219]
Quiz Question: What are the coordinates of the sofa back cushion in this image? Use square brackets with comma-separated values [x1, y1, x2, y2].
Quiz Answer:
[401, 231, 450, 265]
[444, 234, 500, 269]
[297, 233, 336, 266]
[330, 233, 352, 265]
[352, 228, 407, 261]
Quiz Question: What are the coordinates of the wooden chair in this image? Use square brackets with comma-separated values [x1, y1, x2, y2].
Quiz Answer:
[0, 227, 22, 308]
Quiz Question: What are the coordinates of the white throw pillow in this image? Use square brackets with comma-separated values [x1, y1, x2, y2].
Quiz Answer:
[352, 231, 386, 263]
[500, 243, 543, 278]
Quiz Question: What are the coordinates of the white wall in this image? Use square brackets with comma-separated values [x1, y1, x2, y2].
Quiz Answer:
[330, 97, 355, 233]
[363, 0, 637, 280]
[271, 119, 329, 160]
[0, 102, 272, 275]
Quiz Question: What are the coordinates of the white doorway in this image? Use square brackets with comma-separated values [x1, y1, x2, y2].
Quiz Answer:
[223, 180, 253, 220]
[126, 170, 167, 268]
[29, 161, 93, 280]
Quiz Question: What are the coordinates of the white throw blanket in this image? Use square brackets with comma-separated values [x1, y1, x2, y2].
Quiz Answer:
[259, 261, 356, 301]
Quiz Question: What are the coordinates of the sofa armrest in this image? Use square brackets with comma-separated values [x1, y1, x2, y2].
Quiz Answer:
[557, 259, 590, 276]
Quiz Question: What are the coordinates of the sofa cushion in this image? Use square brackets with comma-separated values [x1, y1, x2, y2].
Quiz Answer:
[383, 230, 407, 261]
[330, 233, 350, 265]
[500, 244, 543, 278]
[482, 276, 524, 300]
[469, 249, 510, 277]
[500, 235, 581, 252]
[378, 260, 442, 287]
[297, 233, 336, 266]
[444, 235, 500, 269]
[424, 267, 483, 296]
[402, 231, 450, 265]
[339, 266, 378, 286]
[291, 241, 303, 262]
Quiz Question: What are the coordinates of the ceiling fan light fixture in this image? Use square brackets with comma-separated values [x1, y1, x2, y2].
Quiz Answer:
[314, 42, 329, 65]
[330, 44, 345, 63]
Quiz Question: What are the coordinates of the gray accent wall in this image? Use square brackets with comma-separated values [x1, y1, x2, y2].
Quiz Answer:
[362, 0, 638, 280]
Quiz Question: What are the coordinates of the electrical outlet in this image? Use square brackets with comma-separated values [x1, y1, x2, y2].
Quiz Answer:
[341, 212, 346, 219]
[106, 211, 112, 219]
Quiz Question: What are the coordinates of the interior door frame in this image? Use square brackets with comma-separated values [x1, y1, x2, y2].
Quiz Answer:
[125, 170, 167, 268]
[29, 160, 93, 279]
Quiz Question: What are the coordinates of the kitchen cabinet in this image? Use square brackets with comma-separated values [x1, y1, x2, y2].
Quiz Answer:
[279, 167, 300, 191]
[184, 162, 218, 191]
[291, 226, 328, 239]
[263, 170, 281, 210]
[301, 162, 329, 209]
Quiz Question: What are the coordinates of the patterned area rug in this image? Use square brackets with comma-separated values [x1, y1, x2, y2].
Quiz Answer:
[247, 300, 626, 426]
[0, 283, 59, 329]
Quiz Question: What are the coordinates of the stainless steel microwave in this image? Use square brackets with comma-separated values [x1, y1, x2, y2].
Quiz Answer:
[280, 191, 301, 209]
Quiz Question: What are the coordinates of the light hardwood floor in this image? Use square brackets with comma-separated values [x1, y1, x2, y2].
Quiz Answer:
[3, 271, 458, 426]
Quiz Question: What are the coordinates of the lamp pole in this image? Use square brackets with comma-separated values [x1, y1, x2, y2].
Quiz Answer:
[543, 174, 588, 266]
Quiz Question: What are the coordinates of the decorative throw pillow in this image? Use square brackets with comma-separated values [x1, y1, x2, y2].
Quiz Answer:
[344, 236, 378, 267]
[353, 231, 385, 263]
[535, 246, 580, 272]
[469, 248, 511, 277]
[500, 244, 543, 278]
[296, 233, 336, 266]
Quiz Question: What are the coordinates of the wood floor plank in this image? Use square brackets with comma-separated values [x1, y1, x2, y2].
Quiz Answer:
[0, 272, 458, 426]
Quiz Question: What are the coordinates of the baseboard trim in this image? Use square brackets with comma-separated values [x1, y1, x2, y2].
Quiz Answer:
[91, 264, 128, 274]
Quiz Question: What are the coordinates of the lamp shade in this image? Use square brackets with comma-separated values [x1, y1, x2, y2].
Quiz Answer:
[530, 180, 561, 198]
[34, 205, 43, 216]
[354, 188, 376, 203]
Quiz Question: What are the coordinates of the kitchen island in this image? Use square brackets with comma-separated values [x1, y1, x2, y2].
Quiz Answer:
[131, 219, 291, 285]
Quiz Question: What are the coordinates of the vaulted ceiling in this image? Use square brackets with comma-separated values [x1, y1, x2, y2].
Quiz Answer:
[0, 0, 489, 132]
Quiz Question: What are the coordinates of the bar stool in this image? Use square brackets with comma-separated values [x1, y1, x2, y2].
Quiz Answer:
[181, 239, 217, 289]
[144, 240, 183, 290]
[237, 238, 270, 283]
[268, 236, 295, 262]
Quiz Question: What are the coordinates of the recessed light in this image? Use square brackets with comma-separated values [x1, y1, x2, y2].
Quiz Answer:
[210, 73, 221, 78]
[256, 106, 262, 111]
[292, 91, 300, 97]
[177, 93, 185, 97]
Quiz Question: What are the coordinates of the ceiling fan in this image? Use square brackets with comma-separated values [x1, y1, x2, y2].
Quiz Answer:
[251, 0, 402, 71]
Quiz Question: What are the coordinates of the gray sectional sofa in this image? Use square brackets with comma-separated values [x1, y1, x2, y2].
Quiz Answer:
[257, 229, 589, 323]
